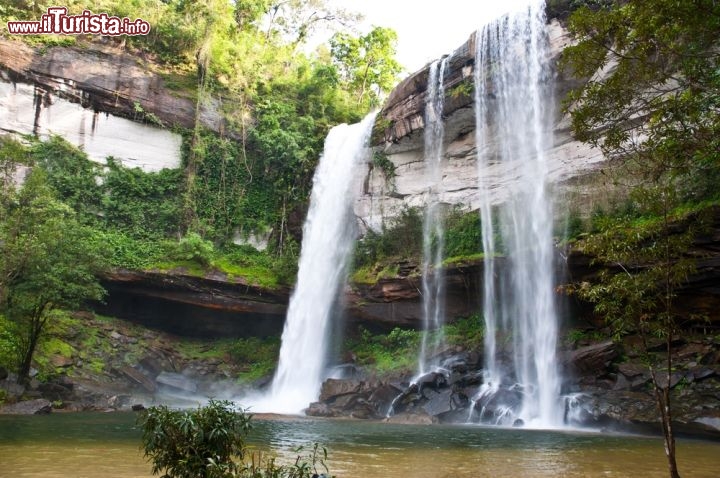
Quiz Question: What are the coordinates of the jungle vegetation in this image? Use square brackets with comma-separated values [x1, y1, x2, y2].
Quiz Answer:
[0, 0, 402, 382]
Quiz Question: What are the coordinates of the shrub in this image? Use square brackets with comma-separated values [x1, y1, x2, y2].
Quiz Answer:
[138, 400, 334, 478]
[169, 232, 215, 266]
[138, 400, 251, 478]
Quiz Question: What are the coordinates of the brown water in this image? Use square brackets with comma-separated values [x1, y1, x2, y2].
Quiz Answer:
[1, 413, 719, 478]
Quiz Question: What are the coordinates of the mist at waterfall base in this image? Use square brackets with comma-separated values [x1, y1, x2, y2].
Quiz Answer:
[470, 0, 563, 428]
[241, 114, 375, 414]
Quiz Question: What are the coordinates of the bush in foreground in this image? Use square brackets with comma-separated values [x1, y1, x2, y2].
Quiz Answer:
[138, 400, 332, 478]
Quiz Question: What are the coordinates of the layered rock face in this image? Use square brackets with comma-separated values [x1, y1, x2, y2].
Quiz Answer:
[353, 20, 605, 232]
[0, 38, 222, 171]
[0, 38, 222, 132]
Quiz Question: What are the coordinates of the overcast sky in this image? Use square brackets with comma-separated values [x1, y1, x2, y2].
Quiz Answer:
[319, 0, 534, 73]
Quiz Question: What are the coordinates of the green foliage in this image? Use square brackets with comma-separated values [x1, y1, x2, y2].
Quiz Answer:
[102, 158, 183, 239]
[349, 327, 420, 375]
[0, 137, 29, 197]
[353, 207, 424, 270]
[228, 336, 279, 366]
[563, 209, 586, 241]
[564, 328, 607, 346]
[168, 232, 215, 267]
[563, 0, 720, 205]
[229, 336, 279, 383]
[449, 79, 474, 99]
[444, 315, 484, 350]
[371, 151, 396, 184]
[348, 317, 485, 376]
[330, 26, 403, 108]
[1, 0, 403, 288]
[0, 314, 19, 371]
[138, 400, 251, 478]
[563, 5, 719, 465]
[353, 207, 486, 282]
[30, 136, 103, 224]
[139, 401, 334, 478]
[91, 229, 168, 269]
[0, 169, 107, 381]
[574, 198, 698, 339]
[444, 209, 482, 260]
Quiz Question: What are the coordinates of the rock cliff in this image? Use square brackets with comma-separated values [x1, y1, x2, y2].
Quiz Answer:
[354, 20, 605, 232]
[0, 38, 222, 132]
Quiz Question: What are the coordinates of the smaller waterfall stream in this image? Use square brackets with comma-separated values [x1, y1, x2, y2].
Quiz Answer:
[256, 113, 375, 414]
[418, 57, 450, 376]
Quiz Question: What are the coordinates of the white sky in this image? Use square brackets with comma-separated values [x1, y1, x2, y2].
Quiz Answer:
[321, 0, 535, 73]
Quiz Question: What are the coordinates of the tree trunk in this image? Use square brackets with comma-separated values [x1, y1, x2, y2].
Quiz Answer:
[17, 331, 38, 384]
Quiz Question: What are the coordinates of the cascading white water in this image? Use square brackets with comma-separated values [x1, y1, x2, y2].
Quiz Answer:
[258, 113, 375, 414]
[418, 57, 450, 376]
[472, 1, 562, 427]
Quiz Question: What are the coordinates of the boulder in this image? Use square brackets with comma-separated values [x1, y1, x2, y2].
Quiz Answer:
[690, 366, 716, 382]
[568, 341, 618, 375]
[305, 402, 337, 418]
[416, 372, 448, 393]
[50, 355, 74, 368]
[692, 416, 720, 433]
[119, 366, 157, 393]
[138, 356, 164, 378]
[318, 379, 363, 402]
[349, 400, 379, 419]
[617, 362, 648, 380]
[368, 382, 404, 416]
[422, 389, 453, 417]
[385, 411, 437, 424]
[655, 372, 684, 389]
[37, 382, 73, 401]
[0, 398, 52, 415]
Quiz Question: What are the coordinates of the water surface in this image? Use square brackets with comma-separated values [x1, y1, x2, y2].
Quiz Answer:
[1, 413, 719, 478]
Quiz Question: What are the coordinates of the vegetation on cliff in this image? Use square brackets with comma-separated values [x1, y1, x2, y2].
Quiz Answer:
[1, 0, 402, 260]
[0, 0, 405, 391]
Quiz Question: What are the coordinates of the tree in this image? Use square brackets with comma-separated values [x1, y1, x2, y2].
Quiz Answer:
[264, 0, 361, 46]
[330, 26, 403, 108]
[0, 169, 106, 383]
[563, 2, 720, 477]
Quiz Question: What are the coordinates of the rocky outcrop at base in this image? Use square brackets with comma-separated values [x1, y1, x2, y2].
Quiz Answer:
[0, 398, 52, 415]
[306, 335, 720, 440]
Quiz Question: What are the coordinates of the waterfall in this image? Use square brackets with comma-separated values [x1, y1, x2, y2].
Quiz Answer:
[418, 57, 450, 376]
[257, 113, 375, 414]
[472, 1, 562, 427]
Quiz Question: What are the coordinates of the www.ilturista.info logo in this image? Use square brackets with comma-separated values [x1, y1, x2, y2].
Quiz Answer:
[7, 7, 150, 36]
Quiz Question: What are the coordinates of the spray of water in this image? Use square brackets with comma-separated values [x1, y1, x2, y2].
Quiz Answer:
[251, 113, 376, 414]
[472, 0, 562, 427]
